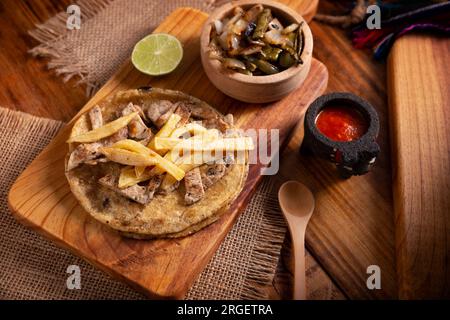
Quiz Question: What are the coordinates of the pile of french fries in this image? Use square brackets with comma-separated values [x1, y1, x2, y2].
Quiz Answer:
[68, 112, 254, 189]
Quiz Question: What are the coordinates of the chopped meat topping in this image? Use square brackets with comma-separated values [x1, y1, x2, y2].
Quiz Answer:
[147, 175, 162, 198]
[137, 129, 153, 146]
[184, 168, 205, 205]
[174, 102, 192, 127]
[143, 100, 177, 128]
[202, 116, 230, 132]
[200, 163, 227, 189]
[103, 126, 129, 145]
[99, 174, 151, 205]
[155, 104, 177, 128]
[121, 103, 148, 139]
[223, 114, 234, 126]
[84, 157, 108, 166]
[67, 105, 105, 170]
[190, 104, 217, 119]
[68, 98, 241, 207]
[189, 103, 231, 132]
[158, 180, 180, 195]
[89, 105, 103, 130]
[66, 126, 128, 171]
[67, 142, 103, 171]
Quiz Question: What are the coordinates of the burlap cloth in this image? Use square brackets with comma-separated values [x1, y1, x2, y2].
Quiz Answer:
[0, 0, 291, 300]
[0, 106, 286, 300]
[29, 0, 230, 95]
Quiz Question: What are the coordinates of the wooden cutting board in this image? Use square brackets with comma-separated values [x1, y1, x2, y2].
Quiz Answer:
[8, 8, 328, 298]
[388, 34, 450, 299]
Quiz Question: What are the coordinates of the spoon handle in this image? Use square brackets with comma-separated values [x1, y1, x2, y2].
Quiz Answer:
[293, 229, 307, 300]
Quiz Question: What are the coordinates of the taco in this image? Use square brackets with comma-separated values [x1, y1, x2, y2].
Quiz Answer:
[65, 88, 251, 239]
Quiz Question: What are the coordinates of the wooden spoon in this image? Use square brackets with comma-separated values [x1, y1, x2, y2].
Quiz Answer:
[278, 180, 315, 300]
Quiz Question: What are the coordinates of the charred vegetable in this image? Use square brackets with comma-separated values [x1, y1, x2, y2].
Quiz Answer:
[253, 8, 271, 40]
[208, 5, 305, 76]
[260, 46, 282, 62]
[279, 51, 296, 68]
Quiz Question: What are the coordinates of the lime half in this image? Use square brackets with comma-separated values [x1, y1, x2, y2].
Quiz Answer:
[131, 33, 183, 76]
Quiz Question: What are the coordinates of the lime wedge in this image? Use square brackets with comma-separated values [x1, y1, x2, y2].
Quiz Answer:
[131, 33, 183, 76]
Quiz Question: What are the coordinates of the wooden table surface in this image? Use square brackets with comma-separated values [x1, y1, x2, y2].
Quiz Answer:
[0, 0, 389, 300]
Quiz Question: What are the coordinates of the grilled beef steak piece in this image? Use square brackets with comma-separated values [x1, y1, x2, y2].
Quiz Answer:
[121, 103, 149, 139]
[99, 174, 151, 205]
[200, 163, 227, 189]
[89, 105, 103, 130]
[174, 102, 192, 127]
[67, 127, 129, 171]
[184, 168, 205, 205]
[144, 100, 178, 128]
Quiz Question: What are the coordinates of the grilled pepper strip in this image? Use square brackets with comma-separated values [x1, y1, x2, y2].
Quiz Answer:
[279, 51, 296, 68]
[297, 22, 305, 58]
[252, 9, 271, 40]
[253, 58, 279, 75]
[261, 46, 283, 62]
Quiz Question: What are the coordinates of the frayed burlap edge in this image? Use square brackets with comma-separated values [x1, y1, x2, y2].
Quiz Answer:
[2, 107, 287, 299]
[20, 0, 289, 297]
[28, 0, 115, 96]
[240, 179, 287, 300]
[27, 0, 222, 96]
[0, 108, 63, 139]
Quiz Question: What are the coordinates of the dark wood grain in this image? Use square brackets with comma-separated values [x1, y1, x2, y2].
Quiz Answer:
[0, 0, 395, 300]
[269, 0, 397, 300]
[388, 34, 450, 299]
[298, 0, 396, 299]
[0, 0, 85, 121]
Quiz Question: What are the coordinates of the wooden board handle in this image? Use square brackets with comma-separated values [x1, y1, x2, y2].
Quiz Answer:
[388, 34, 450, 299]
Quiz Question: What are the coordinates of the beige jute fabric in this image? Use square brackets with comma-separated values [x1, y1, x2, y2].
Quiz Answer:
[0, 107, 287, 299]
[29, 0, 230, 95]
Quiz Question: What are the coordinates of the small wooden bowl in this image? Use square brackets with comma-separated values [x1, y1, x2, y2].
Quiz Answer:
[200, 0, 313, 103]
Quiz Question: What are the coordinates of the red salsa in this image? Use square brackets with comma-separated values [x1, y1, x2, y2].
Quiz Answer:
[316, 106, 368, 142]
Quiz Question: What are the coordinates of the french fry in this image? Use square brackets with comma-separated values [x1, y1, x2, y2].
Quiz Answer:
[160, 152, 226, 190]
[148, 113, 181, 152]
[119, 166, 153, 188]
[169, 122, 207, 138]
[134, 165, 147, 178]
[201, 137, 254, 152]
[149, 129, 220, 175]
[160, 134, 252, 190]
[149, 147, 181, 176]
[165, 137, 254, 152]
[112, 139, 185, 181]
[133, 113, 182, 176]
[153, 137, 183, 150]
[110, 139, 148, 154]
[100, 147, 158, 167]
[154, 129, 221, 151]
[67, 112, 138, 143]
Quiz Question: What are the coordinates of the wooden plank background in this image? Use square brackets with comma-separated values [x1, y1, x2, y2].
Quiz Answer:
[0, 0, 395, 299]
[388, 34, 450, 299]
